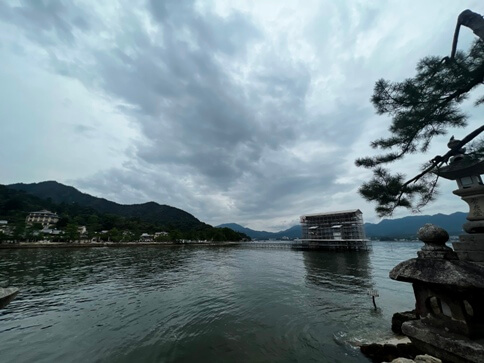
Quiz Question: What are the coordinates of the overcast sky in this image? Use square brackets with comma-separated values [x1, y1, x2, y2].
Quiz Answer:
[1, 0, 483, 231]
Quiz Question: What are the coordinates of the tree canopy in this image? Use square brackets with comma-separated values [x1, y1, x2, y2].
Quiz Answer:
[356, 35, 484, 217]
[0, 185, 249, 243]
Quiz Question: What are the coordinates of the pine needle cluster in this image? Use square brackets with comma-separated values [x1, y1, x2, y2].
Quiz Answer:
[356, 40, 484, 217]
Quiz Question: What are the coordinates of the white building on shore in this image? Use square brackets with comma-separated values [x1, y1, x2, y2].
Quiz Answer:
[26, 210, 59, 228]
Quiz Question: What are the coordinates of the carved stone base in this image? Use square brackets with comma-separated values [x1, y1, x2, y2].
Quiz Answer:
[402, 320, 484, 363]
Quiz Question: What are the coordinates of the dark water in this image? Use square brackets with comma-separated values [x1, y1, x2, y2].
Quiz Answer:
[0, 242, 420, 362]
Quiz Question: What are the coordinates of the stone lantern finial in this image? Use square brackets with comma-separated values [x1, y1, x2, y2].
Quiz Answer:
[416, 224, 457, 260]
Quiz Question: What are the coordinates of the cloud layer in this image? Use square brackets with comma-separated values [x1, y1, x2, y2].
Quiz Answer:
[1, 0, 483, 230]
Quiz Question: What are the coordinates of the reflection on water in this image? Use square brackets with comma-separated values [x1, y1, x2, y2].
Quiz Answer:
[303, 251, 372, 292]
[0, 243, 420, 363]
[0, 248, 191, 315]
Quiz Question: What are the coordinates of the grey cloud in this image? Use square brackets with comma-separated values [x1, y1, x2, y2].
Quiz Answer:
[76, 163, 198, 209]
[149, 0, 259, 57]
[5, 0, 467, 228]
[0, 0, 90, 46]
[233, 154, 348, 210]
[75, 147, 349, 228]
[82, 2, 290, 188]
[61, 1, 365, 222]
[2, 0, 332, 194]
[73, 124, 95, 135]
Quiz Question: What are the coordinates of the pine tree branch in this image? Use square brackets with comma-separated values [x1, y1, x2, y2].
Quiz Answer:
[359, 11, 484, 216]
[386, 124, 484, 214]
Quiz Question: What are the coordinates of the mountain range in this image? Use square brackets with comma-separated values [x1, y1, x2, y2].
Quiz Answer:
[218, 212, 468, 240]
[7, 181, 209, 231]
[217, 223, 302, 240]
[364, 212, 467, 238]
[5, 181, 468, 240]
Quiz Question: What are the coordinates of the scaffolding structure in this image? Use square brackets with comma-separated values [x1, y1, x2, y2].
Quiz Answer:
[299, 209, 368, 250]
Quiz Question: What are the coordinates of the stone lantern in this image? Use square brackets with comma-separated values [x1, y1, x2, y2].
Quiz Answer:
[434, 147, 484, 265]
[390, 224, 484, 363]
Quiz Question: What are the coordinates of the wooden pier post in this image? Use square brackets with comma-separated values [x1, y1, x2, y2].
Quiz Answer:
[368, 289, 379, 310]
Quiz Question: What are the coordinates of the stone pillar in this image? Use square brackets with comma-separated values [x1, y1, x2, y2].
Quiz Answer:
[452, 184, 484, 265]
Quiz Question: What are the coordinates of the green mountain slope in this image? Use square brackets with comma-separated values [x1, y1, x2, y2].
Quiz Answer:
[0, 185, 56, 221]
[2, 183, 248, 242]
[8, 181, 207, 231]
[1, 184, 161, 233]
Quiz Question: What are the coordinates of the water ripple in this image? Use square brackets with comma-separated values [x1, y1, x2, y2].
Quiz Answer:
[0, 243, 420, 363]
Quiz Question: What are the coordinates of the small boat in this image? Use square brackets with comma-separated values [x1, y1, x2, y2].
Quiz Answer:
[0, 287, 19, 308]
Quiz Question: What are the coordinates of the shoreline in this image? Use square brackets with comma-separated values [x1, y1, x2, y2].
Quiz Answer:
[0, 241, 244, 249]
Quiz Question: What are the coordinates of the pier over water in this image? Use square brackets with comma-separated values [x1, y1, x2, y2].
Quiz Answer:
[237, 239, 370, 251]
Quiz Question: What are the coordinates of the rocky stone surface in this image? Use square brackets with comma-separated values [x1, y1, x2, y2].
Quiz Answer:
[388, 354, 442, 363]
[402, 320, 484, 363]
[455, 235, 484, 249]
[389, 358, 415, 363]
[414, 354, 442, 363]
[392, 311, 419, 335]
[417, 224, 449, 244]
[360, 342, 422, 363]
[455, 231, 484, 265]
[415, 224, 458, 260]
[389, 258, 484, 288]
[462, 220, 484, 234]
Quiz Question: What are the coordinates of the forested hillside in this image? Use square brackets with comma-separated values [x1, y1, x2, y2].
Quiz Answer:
[1, 183, 248, 242]
[8, 181, 208, 231]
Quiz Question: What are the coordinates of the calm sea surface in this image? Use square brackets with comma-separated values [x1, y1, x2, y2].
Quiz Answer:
[0, 241, 421, 363]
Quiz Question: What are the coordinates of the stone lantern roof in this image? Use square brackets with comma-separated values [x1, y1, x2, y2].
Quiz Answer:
[390, 258, 484, 289]
[391, 223, 484, 288]
[434, 157, 484, 181]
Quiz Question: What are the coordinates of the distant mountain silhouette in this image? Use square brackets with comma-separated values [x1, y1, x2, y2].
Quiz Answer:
[217, 223, 302, 240]
[220, 212, 468, 240]
[8, 181, 208, 231]
[364, 212, 467, 238]
[0, 184, 58, 219]
[9, 181, 468, 238]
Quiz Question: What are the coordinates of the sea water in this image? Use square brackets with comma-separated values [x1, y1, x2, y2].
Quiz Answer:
[0, 241, 419, 362]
